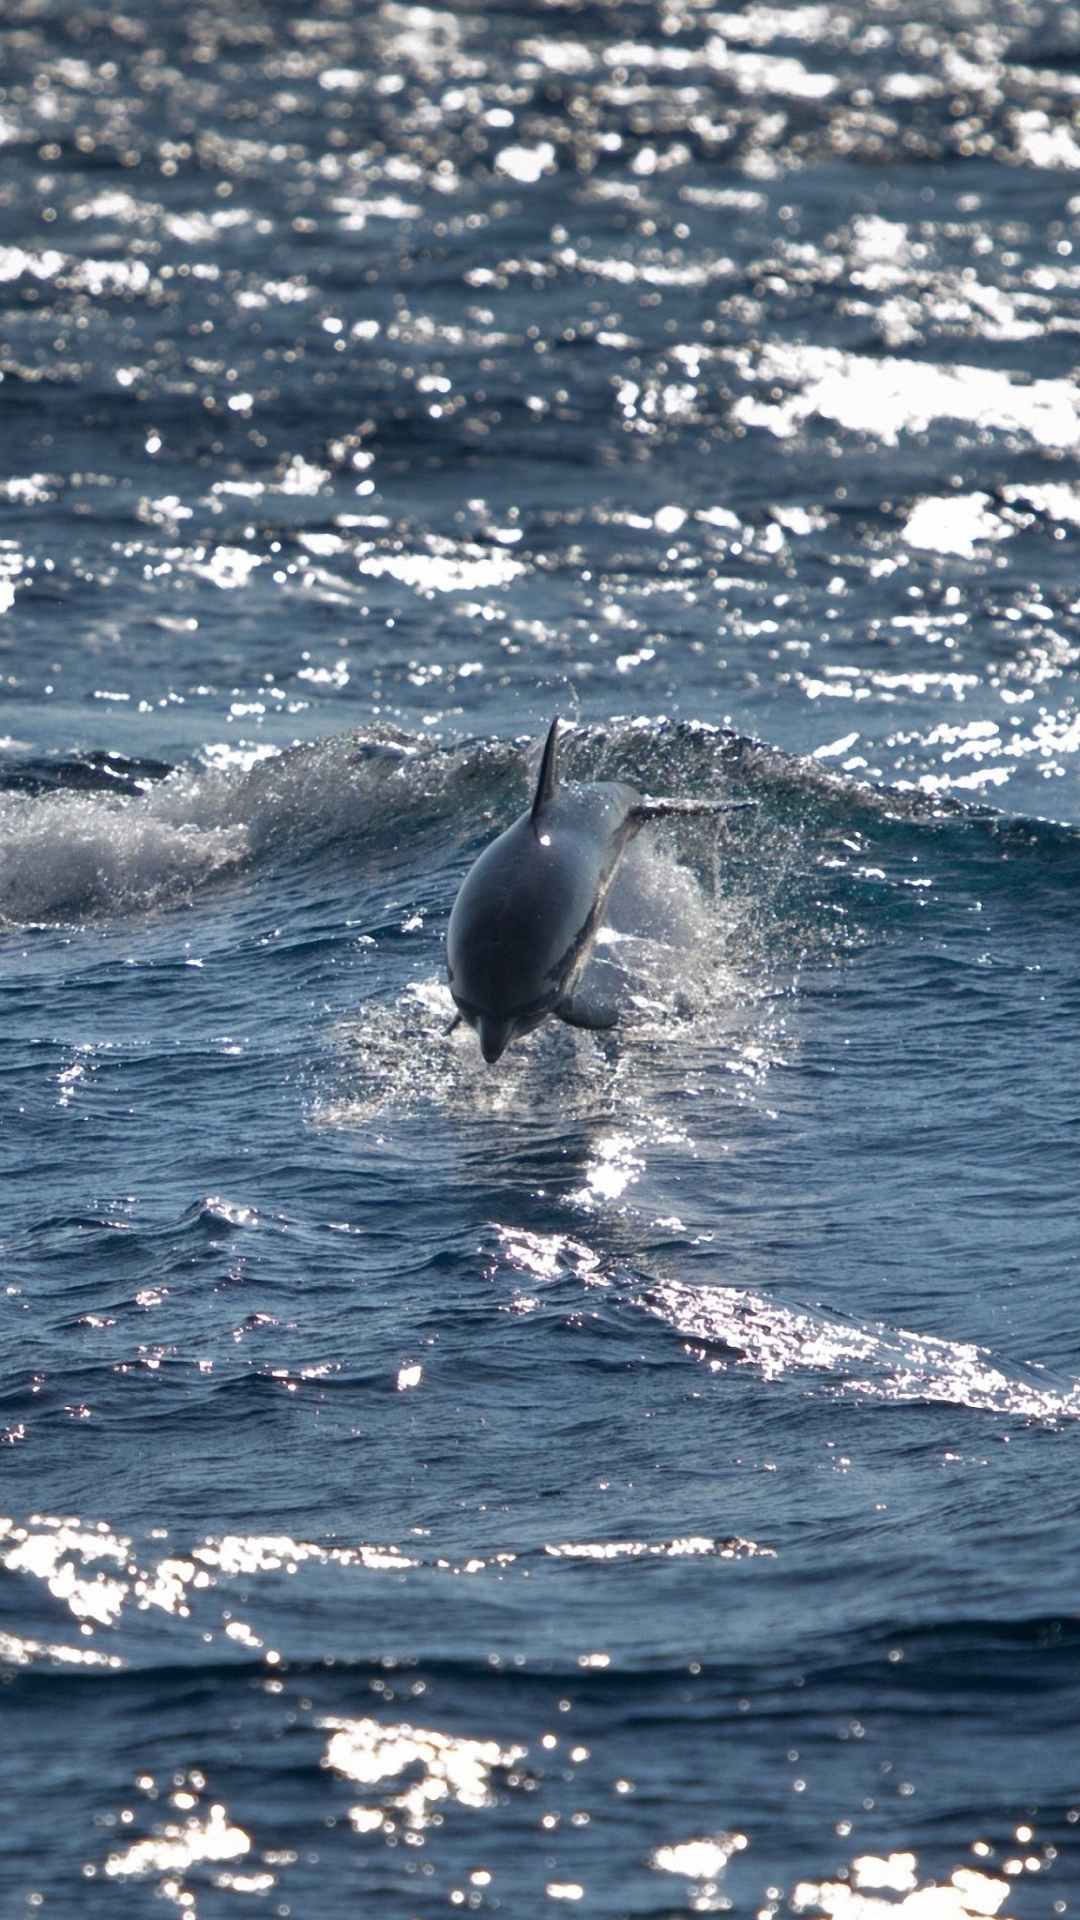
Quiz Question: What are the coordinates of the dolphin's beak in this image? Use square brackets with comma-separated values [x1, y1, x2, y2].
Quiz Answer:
[477, 1016, 515, 1064]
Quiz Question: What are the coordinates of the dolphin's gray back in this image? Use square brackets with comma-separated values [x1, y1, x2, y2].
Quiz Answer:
[446, 780, 640, 1023]
[445, 713, 755, 1060]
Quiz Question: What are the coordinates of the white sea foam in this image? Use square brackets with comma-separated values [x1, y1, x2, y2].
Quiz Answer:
[0, 787, 248, 926]
[0, 731, 428, 926]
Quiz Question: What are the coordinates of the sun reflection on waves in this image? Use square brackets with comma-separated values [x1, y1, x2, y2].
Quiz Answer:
[485, 1212, 1080, 1432]
[87, 1771, 259, 1912]
[792, 1855, 1014, 1918]
[0, 1514, 425, 1649]
[0, 1516, 130, 1626]
[546, 1535, 771, 1562]
[491, 1219, 1072, 1431]
[493, 1226, 604, 1288]
[81, 1747, 1060, 1917]
[103, 1801, 250, 1883]
[0, 1507, 778, 1657]
[0, 1628, 121, 1670]
[321, 1716, 527, 1834]
[568, 1131, 646, 1209]
[651, 1831, 748, 1915]
[645, 1277, 1080, 1424]
[729, 342, 1080, 450]
[647, 1835, 1052, 1920]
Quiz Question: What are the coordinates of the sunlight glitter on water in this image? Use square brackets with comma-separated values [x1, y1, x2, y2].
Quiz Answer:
[0, 1517, 130, 1626]
[494, 1227, 602, 1287]
[729, 344, 1080, 448]
[568, 1132, 644, 1208]
[651, 1831, 748, 1915]
[0, 1515, 424, 1643]
[357, 545, 526, 594]
[321, 1717, 527, 1832]
[545, 1536, 772, 1562]
[647, 1279, 1080, 1424]
[0, 1629, 122, 1670]
[791, 1858, 1014, 1918]
[902, 494, 1012, 559]
[6, 1, 1080, 1909]
[102, 1802, 250, 1883]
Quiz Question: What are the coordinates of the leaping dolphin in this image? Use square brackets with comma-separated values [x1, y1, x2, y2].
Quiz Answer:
[446, 718, 751, 1064]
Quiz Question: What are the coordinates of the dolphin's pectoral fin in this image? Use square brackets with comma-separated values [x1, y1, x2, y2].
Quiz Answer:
[446, 1012, 463, 1036]
[555, 991, 620, 1032]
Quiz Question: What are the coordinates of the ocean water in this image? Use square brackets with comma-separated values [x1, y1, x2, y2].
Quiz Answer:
[2, 0, 1079, 1913]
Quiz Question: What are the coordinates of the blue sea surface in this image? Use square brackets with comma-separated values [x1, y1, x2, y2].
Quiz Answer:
[1, 1, 1079, 1913]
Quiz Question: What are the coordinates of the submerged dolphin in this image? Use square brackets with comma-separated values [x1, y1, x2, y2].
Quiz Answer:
[446, 718, 751, 1064]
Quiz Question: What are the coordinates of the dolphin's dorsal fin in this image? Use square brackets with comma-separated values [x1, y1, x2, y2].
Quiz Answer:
[530, 716, 560, 825]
